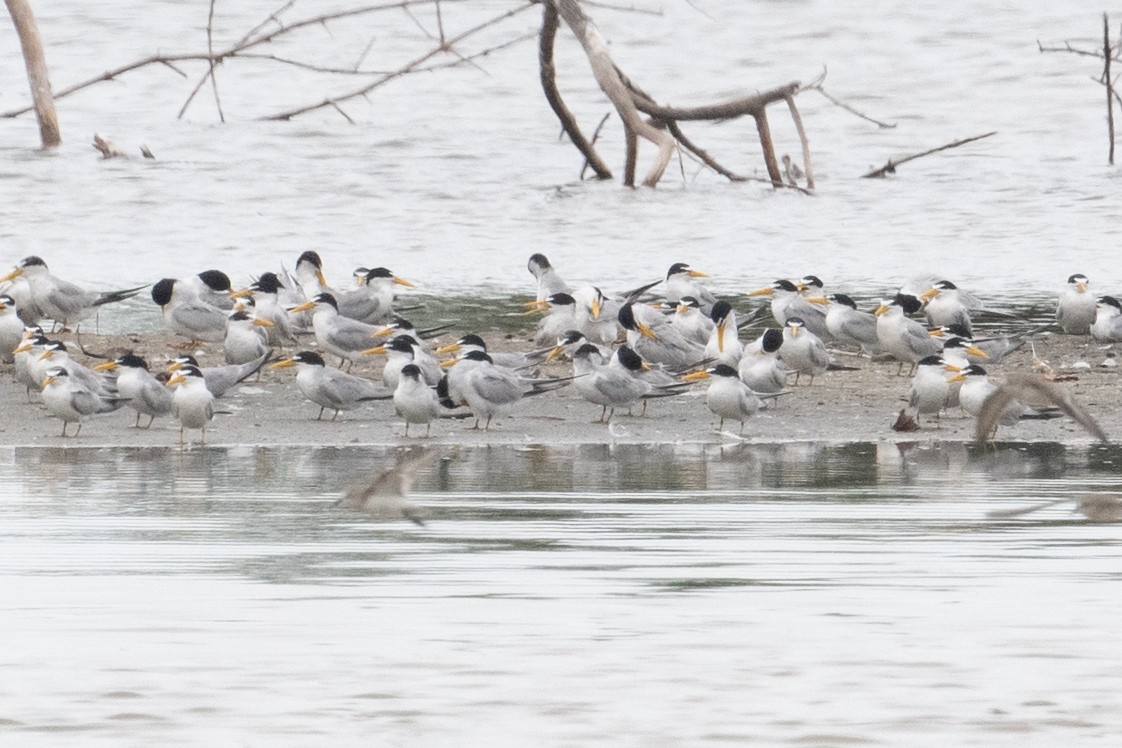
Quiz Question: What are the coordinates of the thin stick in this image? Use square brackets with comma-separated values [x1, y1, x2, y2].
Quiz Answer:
[1106, 13, 1115, 165]
[811, 86, 897, 129]
[861, 131, 997, 179]
[580, 112, 612, 180]
[206, 0, 225, 122]
[264, 2, 535, 121]
[784, 93, 815, 189]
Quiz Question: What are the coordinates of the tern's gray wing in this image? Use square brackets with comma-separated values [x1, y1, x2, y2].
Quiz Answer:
[901, 320, 941, 360]
[137, 378, 174, 415]
[469, 368, 523, 406]
[171, 299, 227, 339]
[593, 371, 648, 406]
[337, 288, 392, 324]
[322, 369, 383, 407]
[43, 281, 99, 320]
[327, 317, 381, 352]
[839, 312, 879, 346]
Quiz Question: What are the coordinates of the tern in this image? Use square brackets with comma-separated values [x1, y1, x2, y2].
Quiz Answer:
[0, 256, 145, 331]
[747, 279, 830, 339]
[618, 302, 704, 370]
[704, 300, 743, 366]
[667, 296, 715, 346]
[232, 272, 298, 346]
[921, 280, 975, 337]
[40, 365, 129, 437]
[365, 334, 443, 391]
[393, 363, 445, 436]
[271, 350, 391, 420]
[334, 266, 415, 324]
[874, 293, 943, 375]
[151, 277, 229, 344]
[528, 253, 571, 302]
[452, 350, 567, 430]
[949, 364, 1062, 438]
[1056, 273, 1096, 335]
[682, 363, 767, 434]
[0, 294, 23, 364]
[1090, 296, 1122, 343]
[223, 310, 274, 366]
[903, 355, 959, 425]
[571, 344, 675, 423]
[339, 449, 441, 524]
[288, 292, 383, 368]
[93, 353, 173, 428]
[779, 317, 829, 385]
[167, 364, 216, 445]
[738, 328, 788, 395]
[526, 292, 578, 347]
[665, 262, 716, 314]
[168, 352, 270, 398]
[825, 293, 880, 355]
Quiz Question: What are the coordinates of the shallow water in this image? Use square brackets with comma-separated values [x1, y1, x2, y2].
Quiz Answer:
[1, 2, 1120, 299]
[2, 442, 1121, 745]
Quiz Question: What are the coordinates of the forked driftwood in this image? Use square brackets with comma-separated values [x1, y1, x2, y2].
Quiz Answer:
[5, 0, 60, 147]
[861, 131, 997, 179]
[543, 0, 814, 189]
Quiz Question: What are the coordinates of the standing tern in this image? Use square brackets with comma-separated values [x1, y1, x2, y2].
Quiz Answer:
[779, 317, 829, 385]
[453, 350, 567, 430]
[223, 310, 273, 366]
[825, 293, 880, 355]
[903, 355, 958, 425]
[40, 366, 128, 437]
[0, 256, 145, 330]
[365, 334, 443, 391]
[232, 272, 298, 346]
[167, 364, 215, 445]
[1056, 273, 1095, 335]
[527, 292, 578, 347]
[393, 363, 444, 436]
[682, 363, 767, 434]
[921, 280, 974, 337]
[618, 302, 704, 370]
[0, 294, 23, 364]
[335, 266, 415, 324]
[271, 350, 391, 420]
[571, 344, 674, 423]
[874, 293, 943, 375]
[288, 292, 383, 369]
[747, 279, 830, 339]
[704, 300, 743, 366]
[93, 353, 173, 428]
[667, 297, 715, 346]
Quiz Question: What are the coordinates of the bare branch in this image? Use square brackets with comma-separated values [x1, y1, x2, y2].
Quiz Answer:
[809, 85, 896, 129]
[580, 112, 612, 180]
[861, 131, 997, 179]
[264, 2, 536, 121]
[206, 0, 226, 123]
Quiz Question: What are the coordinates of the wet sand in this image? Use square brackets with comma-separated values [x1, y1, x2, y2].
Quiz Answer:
[1, 329, 1118, 447]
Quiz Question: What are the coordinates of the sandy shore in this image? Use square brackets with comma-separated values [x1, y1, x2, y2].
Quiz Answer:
[1, 328, 1118, 448]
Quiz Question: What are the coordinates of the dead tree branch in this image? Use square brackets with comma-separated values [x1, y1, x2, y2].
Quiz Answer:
[5, 0, 61, 146]
[264, 2, 537, 121]
[861, 131, 997, 179]
[1106, 13, 1115, 165]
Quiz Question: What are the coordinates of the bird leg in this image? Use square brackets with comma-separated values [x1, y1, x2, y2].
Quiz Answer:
[316, 406, 325, 420]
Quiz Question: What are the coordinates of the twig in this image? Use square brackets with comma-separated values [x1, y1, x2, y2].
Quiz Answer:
[664, 120, 746, 181]
[1106, 13, 1115, 165]
[206, 0, 226, 122]
[580, 112, 612, 180]
[264, 2, 536, 121]
[329, 101, 356, 124]
[861, 131, 997, 179]
[810, 86, 896, 129]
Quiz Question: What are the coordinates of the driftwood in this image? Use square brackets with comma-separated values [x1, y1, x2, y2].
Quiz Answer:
[861, 131, 997, 179]
[542, 0, 814, 189]
[4, 0, 60, 147]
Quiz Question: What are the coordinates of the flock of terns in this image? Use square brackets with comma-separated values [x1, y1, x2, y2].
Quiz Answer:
[0, 252, 1116, 445]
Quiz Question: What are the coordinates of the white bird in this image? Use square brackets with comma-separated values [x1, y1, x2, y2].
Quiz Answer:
[1090, 296, 1122, 343]
[683, 363, 766, 434]
[527, 292, 579, 347]
[11, 328, 46, 398]
[271, 350, 390, 420]
[186, 269, 235, 311]
[293, 250, 335, 300]
[334, 266, 414, 324]
[365, 334, 443, 391]
[921, 280, 975, 337]
[39, 365, 128, 437]
[167, 364, 216, 445]
[150, 277, 229, 344]
[0, 255, 145, 330]
[573, 285, 624, 347]
[0, 294, 24, 364]
[779, 317, 829, 385]
[1056, 273, 1096, 335]
[903, 355, 957, 425]
[393, 363, 445, 437]
[738, 328, 788, 395]
[93, 353, 173, 428]
[36, 340, 118, 399]
[436, 333, 545, 371]
[233, 272, 298, 346]
[825, 293, 880, 355]
[665, 262, 716, 314]
[704, 300, 742, 366]
[223, 310, 273, 366]
[667, 297, 715, 346]
[288, 292, 383, 368]
[571, 344, 666, 423]
[453, 350, 565, 430]
[528, 253, 571, 302]
[874, 293, 943, 375]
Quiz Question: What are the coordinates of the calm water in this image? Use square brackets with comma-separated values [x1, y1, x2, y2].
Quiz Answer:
[1, 442, 1121, 745]
[0, 2, 1119, 298]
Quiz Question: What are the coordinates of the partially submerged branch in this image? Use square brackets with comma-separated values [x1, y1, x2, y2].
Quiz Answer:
[5, 0, 61, 146]
[861, 131, 997, 179]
